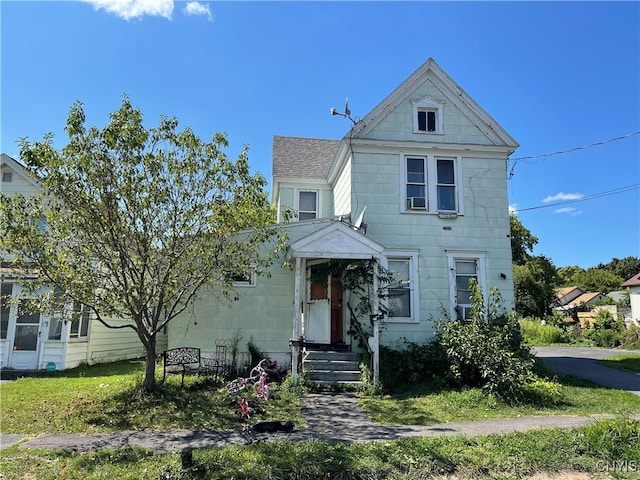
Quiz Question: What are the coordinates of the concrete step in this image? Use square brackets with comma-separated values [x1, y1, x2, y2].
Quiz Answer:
[302, 350, 362, 384]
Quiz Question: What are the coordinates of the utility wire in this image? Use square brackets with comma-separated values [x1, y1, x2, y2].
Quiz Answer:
[508, 131, 640, 178]
[515, 183, 639, 212]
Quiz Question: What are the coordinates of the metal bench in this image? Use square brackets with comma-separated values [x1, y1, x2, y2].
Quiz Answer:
[162, 343, 232, 386]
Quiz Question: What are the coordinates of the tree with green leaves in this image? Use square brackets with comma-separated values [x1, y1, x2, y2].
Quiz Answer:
[513, 255, 559, 318]
[0, 97, 288, 392]
[509, 214, 538, 265]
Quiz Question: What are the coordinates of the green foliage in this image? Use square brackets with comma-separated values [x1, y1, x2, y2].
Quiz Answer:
[570, 267, 624, 294]
[438, 281, 535, 402]
[584, 309, 626, 348]
[600, 353, 640, 373]
[621, 325, 640, 350]
[0, 97, 288, 391]
[513, 255, 560, 318]
[597, 256, 640, 283]
[509, 214, 538, 265]
[519, 318, 571, 345]
[581, 416, 640, 459]
[379, 341, 450, 393]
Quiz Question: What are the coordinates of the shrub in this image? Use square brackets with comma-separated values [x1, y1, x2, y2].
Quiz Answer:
[379, 340, 450, 393]
[438, 281, 535, 402]
[581, 416, 640, 459]
[584, 310, 625, 348]
[622, 325, 640, 349]
[519, 318, 570, 345]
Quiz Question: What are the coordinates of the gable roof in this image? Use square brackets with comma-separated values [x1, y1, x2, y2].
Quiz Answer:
[567, 292, 605, 307]
[287, 220, 384, 260]
[272, 136, 340, 180]
[349, 58, 519, 150]
[1, 153, 40, 189]
[623, 273, 640, 287]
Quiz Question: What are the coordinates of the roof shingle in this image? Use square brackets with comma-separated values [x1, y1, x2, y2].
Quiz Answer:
[272, 136, 340, 180]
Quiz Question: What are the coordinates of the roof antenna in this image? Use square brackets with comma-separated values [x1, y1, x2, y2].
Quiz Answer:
[330, 98, 357, 125]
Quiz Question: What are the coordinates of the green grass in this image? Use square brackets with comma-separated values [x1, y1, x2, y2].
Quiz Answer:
[1, 417, 639, 479]
[359, 372, 640, 426]
[600, 353, 640, 373]
[0, 359, 304, 434]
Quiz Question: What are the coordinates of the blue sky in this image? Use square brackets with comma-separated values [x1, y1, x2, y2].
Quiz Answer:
[2, 1, 639, 270]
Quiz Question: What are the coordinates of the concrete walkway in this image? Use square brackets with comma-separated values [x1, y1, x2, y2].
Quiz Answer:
[2, 347, 638, 452]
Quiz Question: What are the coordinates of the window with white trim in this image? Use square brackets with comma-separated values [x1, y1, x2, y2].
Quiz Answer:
[412, 96, 444, 134]
[447, 252, 486, 320]
[69, 302, 90, 339]
[232, 270, 257, 287]
[403, 155, 462, 214]
[383, 251, 420, 323]
[298, 190, 318, 221]
[2, 171, 12, 182]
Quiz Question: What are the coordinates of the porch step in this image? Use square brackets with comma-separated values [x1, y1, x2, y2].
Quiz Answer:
[302, 350, 362, 384]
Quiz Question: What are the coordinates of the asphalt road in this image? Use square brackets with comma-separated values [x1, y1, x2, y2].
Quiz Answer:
[532, 346, 640, 396]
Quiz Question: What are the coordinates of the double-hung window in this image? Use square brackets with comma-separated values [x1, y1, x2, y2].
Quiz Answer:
[298, 190, 318, 221]
[402, 155, 462, 214]
[446, 251, 486, 320]
[383, 251, 420, 323]
[69, 302, 90, 340]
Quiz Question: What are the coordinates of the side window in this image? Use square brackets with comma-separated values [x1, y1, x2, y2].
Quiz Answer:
[384, 251, 420, 323]
[298, 191, 318, 220]
[388, 258, 411, 318]
[447, 252, 486, 320]
[403, 155, 462, 214]
[69, 302, 90, 340]
[232, 271, 256, 287]
[406, 158, 427, 210]
[436, 159, 456, 212]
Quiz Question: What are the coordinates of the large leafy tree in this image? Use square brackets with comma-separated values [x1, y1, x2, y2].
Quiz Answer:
[509, 215, 538, 266]
[0, 98, 288, 391]
[513, 255, 559, 318]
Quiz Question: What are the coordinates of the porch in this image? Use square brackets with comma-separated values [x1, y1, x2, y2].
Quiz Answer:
[286, 221, 385, 384]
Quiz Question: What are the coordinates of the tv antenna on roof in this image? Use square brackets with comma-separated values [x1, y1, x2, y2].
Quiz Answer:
[330, 97, 357, 125]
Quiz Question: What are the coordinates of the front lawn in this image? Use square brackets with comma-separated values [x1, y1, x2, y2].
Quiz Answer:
[1, 417, 639, 479]
[0, 359, 303, 435]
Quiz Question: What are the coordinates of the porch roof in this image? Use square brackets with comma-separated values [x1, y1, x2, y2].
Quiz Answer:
[287, 221, 385, 260]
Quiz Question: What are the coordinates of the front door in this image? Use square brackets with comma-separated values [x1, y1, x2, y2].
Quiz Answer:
[10, 299, 41, 369]
[306, 267, 330, 343]
[306, 266, 346, 345]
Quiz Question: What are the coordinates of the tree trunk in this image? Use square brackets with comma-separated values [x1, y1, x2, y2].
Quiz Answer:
[142, 334, 157, 392]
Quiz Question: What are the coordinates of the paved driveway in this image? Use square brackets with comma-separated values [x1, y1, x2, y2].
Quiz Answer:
[532, 346, 640, 396]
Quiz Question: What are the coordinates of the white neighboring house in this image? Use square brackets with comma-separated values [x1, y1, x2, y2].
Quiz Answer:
[622, 272, 640, 327]
[0, 153, 164, 371]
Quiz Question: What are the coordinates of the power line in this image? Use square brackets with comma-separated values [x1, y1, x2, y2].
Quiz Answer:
[508, 131, 640, 178]
[515, 183, 639, 213]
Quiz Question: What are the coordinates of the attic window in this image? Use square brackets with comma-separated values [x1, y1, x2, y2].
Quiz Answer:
[418, 110, 437, 132]
[2, 172, 12, 182]
[412, 96, 444, 134]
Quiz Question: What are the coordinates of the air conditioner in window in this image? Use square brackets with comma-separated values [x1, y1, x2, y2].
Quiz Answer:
[407, 197, 427, 210]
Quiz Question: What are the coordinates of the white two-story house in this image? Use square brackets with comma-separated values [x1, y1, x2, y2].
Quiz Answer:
[169, 58, 519, 380]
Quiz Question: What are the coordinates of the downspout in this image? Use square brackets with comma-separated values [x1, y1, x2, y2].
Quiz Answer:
[291, 256, 302, 384]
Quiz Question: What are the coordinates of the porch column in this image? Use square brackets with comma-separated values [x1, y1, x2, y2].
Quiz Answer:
[372, 257, 380, 382]
[292, 256, 302, 384]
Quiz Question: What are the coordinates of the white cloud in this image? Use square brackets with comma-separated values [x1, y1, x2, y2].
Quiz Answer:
[542, 192, 584, 203]
[83, 0, 174, 20]
[554, 207, 583, 216]
[184, 2, 212, 20]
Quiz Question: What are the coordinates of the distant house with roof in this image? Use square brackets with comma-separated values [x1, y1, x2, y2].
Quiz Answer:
[622, 273, 640, 327]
